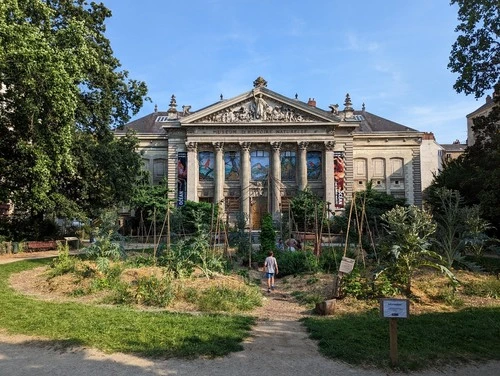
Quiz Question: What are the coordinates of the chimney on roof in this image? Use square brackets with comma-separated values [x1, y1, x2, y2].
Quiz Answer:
[307, 98, 316, 107]
[486, 95, 492, 104]
[422, 132, 435, 140]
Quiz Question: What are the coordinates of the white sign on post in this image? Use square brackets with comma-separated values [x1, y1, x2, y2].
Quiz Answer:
[380, 299, 409, 319]
[338, 257, 355, 274]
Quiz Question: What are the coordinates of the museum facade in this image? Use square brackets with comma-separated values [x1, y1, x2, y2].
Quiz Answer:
[117, 77, 423, 228]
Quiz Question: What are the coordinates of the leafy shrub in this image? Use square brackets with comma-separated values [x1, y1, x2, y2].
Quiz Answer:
[378, 205, 456, 295]
[277, 251, 320, 277]
[342, 268, 399, 299]
[260, 213, 276, 253]
[465, 255, 500, 275]
[135, 275, 175, 307]
[107, 282, 135, 305]
[86, 212, 125, 273]
[318, 247, 342, 273]
[87, 263, 122, 293]
[157, 240, 195, 277]
[47, 242, 77, 277]
[126, 254, 157, 268]
[341, 269, 371, 299]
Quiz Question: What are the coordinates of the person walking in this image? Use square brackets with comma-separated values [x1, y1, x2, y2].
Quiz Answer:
[264, 251, 278, 293]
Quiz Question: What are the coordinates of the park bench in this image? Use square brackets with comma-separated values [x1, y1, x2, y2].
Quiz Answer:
[26, 240, 58, 252]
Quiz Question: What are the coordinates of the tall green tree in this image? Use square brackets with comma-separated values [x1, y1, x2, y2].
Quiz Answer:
[448, 0, 499, 98]
[430, 0, 500, 234]
[0, 1, 148, 231]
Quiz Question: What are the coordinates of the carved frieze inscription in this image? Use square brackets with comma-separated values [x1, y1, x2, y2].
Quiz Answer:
[188, 127, 325, 135]
[198, 95, 319, 124]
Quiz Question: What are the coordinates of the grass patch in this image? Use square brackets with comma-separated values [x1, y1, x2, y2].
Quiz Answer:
[0, 260, 254, 358]
[186, 285, 262, 313]
[291, 290, 324, 307]
[462, 278, 500, 298]
[302, 308, 500, 371]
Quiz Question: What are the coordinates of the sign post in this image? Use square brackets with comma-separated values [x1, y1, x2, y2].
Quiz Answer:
[380, 298, 409, 367]
[332, 257, 355, 298]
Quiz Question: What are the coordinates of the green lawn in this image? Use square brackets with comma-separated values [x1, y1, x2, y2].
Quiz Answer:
[303, 307, 500, 371]
[0, 259, 254, 358]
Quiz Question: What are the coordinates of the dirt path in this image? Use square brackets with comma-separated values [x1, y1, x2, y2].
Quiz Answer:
[0, 252, 499, 375]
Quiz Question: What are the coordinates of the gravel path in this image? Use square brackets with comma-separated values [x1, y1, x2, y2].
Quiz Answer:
[0, 252, 498, 375]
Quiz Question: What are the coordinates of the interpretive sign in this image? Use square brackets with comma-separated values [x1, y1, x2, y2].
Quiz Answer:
[380, 298, 410, 366]
[338, 257, 355, 274]
[380, 299, 410, 318]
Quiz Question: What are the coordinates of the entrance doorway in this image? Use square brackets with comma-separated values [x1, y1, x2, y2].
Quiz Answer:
[250, 196, 267, 230]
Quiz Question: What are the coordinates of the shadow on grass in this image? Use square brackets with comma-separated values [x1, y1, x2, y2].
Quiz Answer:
[0, 259, 254, 358]
[302, 307, 500, 371]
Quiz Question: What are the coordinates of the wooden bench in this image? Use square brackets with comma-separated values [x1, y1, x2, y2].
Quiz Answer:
[26, 241, 58, 252]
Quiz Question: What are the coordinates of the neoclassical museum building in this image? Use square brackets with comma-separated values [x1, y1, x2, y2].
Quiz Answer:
[117, 77, 423, 228]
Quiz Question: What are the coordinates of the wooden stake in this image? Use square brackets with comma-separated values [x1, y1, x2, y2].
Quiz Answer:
[389, 318, 398, 367]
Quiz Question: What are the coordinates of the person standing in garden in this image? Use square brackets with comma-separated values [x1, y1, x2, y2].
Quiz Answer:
[264, 251, 278, 293]
[285, 234, 298, 251]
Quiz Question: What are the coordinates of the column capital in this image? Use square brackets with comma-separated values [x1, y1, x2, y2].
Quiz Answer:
[298, 141, 309, 150]
[186, 141, 197, 152]
[213, 142, 224, 151]
[325, 140, 335, 151]
[271, 141, 282, 152]
[240, 141, 252, 151]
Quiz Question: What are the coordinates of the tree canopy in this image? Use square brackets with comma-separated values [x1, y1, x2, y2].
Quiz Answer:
[0, 0, 148, 235]
[448, 0, 499, 98]
[431, 0, 500, 235]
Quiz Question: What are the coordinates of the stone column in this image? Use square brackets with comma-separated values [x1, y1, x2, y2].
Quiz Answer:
[324, 141, 335, 212]
[298, 141, 309, 191]
[186, 142, 198, 202]
[271, 142, 282, 219]
[240, 142, 251, 226]
[213, 142, 225, 211]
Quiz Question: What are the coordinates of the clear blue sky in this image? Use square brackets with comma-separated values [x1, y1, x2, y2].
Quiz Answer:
[103, 0, 488, 144]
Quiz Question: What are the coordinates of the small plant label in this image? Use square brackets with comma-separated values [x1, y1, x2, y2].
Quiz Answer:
[380, 299, 410, 318]
[338, 257, 355, 274]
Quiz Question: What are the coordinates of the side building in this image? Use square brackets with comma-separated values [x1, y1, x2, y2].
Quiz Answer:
[116, 78, 423, 228]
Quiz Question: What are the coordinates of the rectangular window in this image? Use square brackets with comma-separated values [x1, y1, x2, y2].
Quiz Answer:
[251, 150, 269, 181]
[281, 151, 296, 181]
[199, 151, 215, 181]
[306, 151, 322, 180]
[224, 151, 241, 181]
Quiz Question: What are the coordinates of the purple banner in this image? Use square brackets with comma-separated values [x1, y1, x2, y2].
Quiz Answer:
[177, 152, 187, 207]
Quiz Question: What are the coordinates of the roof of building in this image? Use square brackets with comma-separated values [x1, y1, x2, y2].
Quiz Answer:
[466, 95, 495, 118]
[117, 86, 420, 136]
[353, 110, 418, 133]
[441, 143, 467, 152]
[115, 111, 171, 135]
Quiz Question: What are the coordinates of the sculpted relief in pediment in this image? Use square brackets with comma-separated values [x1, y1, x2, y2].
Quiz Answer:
[198, 92, 321, 124]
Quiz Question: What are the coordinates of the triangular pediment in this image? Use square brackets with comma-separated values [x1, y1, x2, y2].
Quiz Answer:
[181, 87, 338, 125]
